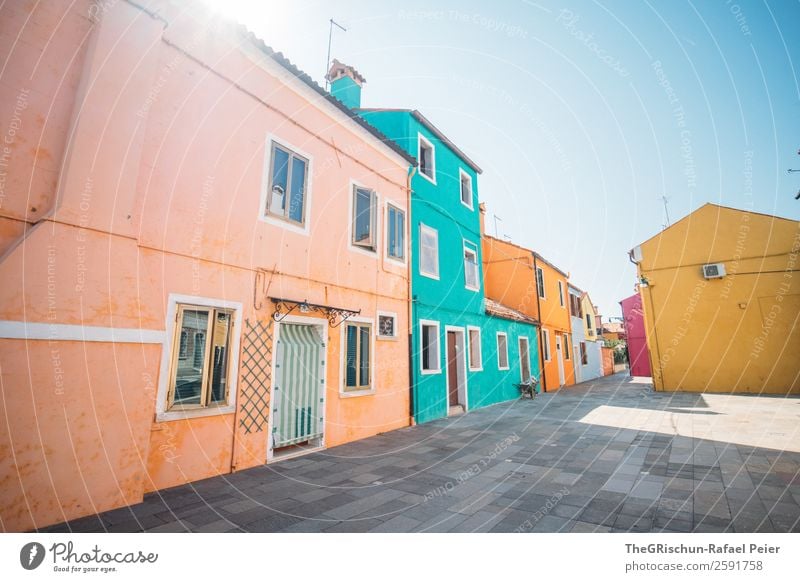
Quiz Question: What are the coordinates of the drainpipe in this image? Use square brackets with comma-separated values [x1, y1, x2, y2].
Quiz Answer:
[532, 252, 548, 393]
[406, 165, 417, 423]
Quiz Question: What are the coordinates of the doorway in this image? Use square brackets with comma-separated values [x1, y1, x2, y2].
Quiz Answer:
[269, 318, 326, 461]
[518, 336, 531, 382]
[555, 333, 565, 387]
[573, 340, 582, 384]
[445, 327, 467, 415]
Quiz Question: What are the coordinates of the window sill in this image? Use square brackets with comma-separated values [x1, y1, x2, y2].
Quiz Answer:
[418, 171, 436, 185]
[460, 200, 474, 211]
[260, 214, 309, 236]
[498, 366, 510, 371]
[349, 244, 378, 259]
[465, 285, 480, 292]
[156, 404, 236, 422]
[340, 389, 376, 399]
[420, 271, 440, 281]
[420, 368, 442, 376]
[468, 366, 483, 372]
[377, 335, 399, 341]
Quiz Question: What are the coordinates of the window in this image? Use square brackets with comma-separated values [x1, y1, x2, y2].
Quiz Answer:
[352, 185, 377, 251]
[419, 223, 439, 279]
[167, 305, 234, 411]
[542, 329, 551, 361]
[418, 134, 436, 183]
[386, 204, 405, 261]
[468, 326, 482, 370]
[420, 321, 441, 373]
[536, 267, 545, 299]
[586, 314, 593, 336]
[497, 332, 509, 370]
[580, 341, 588, 365]
[377, 312, 397, 339]
[519, 337, 531, 382]
[563, 334, 570, 359]
[464, 242, 479, 291]
[266, 141, 308, 226]
[344, 322, 372, 392]
[459, 168, 473, 209]
[558, 281, 565, 307]
[178, 331, 188, 359]
[569, 294, 583, 318]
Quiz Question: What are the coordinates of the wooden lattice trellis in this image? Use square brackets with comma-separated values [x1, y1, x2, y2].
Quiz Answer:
[238, 318, 273, 434]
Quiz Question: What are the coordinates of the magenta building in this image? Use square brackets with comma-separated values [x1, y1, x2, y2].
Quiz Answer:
[620, 293, 652, 377]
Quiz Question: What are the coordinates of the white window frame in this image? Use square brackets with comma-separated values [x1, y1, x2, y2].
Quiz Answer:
[156, 294, 243, 422]
[417, 132, 436, 185]
[518, 336, 531, 382]
[463, 240, 480, 292]
[458, 168, 473, 210]
[259, 134, 313, 236]
[467, 325, 483, 371]
[419, 223, 440, 280]
[340, 316, 375, 396]
[348, 180, 379, 257]
[377, 310, 398, 341]
[536, 267, 546, 299]
[558, 281, 565, 308]
[496, 332, 509, 370]
[542, 328, 551, 362]
[419, 319, 441, 375]
[384, 201, 407, 265]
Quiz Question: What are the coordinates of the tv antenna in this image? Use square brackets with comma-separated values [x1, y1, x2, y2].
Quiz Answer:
[660, 195, 671, 227]
[493, 214, 503, 238]
[789, 148, 800, 199]
[324, 18, 347, 90]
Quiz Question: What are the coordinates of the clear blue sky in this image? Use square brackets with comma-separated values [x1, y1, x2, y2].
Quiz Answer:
[206, 0, 800, 319]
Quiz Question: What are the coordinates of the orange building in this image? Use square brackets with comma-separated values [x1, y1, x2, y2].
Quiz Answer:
[0, 1, 414, 531]
[482, 221, 574, 392]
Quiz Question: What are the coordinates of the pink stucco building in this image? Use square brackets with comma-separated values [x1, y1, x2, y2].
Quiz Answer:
[0, 0, 415, 531]
[620, 292, 652, 378]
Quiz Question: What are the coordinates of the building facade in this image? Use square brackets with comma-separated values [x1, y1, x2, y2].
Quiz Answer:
[630, 203, 800, 393]
[481, 233, 573, 392]
[329, 68, 539, 423]
[0, 0, 415, 531]
[568, 285, 603, 383]
[620, 292, 652, 377]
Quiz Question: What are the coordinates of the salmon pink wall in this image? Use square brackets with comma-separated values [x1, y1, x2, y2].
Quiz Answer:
[0, 0, 410, 531]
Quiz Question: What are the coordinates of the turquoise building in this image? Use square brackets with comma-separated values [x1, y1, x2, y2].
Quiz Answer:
[328, 61, 540, 423]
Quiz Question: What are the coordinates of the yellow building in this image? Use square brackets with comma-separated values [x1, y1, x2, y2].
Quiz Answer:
[630, 203, 800, 394]
[581, 294, 600, 341]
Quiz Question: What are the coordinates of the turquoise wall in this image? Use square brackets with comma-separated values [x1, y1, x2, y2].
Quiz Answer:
[330, 76, 362, 109]
[357, 109, 540, 423]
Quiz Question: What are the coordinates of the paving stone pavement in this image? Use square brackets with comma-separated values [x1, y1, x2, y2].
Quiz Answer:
[44, 373, 800, 533]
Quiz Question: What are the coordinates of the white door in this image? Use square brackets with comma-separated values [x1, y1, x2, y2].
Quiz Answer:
[556, 334, 565, 386]
[573, 341, 582, 383]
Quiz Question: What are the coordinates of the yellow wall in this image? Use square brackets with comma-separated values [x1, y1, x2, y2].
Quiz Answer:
[634, 204, 800, 394]
[581, 295, 599, 341]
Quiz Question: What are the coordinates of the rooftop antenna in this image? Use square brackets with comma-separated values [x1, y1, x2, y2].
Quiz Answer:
[660, 195, 671, 227]
[324, 18, 347, 90]
[493, 214, 503, 238]
[790, 148, 800, 199]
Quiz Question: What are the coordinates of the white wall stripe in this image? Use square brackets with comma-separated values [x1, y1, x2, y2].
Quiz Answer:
[0, 321, 165, 343]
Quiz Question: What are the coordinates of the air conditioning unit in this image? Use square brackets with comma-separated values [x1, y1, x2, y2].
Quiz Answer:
[702, 263, 726, 279]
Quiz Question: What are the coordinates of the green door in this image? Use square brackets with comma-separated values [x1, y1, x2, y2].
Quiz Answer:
[272, 323, 325, 449]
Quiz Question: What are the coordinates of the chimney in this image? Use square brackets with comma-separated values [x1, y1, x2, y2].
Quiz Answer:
[479, 202, 487, 238]
[326, 59, 365, 109]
